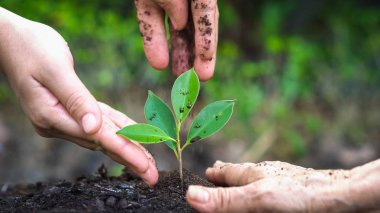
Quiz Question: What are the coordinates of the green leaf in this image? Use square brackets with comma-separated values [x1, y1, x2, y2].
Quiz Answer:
[144, 90, 177, 150]
[171, 68, 200, 122]
[187, 100, 235, 143]
[117, 124, 175, 143]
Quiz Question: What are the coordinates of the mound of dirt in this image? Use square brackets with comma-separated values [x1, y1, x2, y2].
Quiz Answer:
[0, 165, 213, 212]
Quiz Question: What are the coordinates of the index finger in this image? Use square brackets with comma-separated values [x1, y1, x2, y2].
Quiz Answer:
[191, 0, 219, 81]
[93, 116, 158, 185]
[135, 0, 169, 70]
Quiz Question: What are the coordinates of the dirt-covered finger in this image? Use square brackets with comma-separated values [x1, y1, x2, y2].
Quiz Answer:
[135, 0, 169, 70]
[194, 50, 216, 81]
[206, 162, 261, 186]
[192, 0, 218, 79]
[170, 19, 195, 76]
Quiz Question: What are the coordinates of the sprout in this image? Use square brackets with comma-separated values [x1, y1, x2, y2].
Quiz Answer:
[117, 68, 235, 186]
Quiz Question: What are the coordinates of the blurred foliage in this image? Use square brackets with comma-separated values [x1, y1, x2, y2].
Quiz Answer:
[1, 0, 380, 162]
[206, 0, 380, 160]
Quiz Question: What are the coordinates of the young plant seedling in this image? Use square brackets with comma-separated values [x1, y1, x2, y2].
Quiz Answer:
[117, 68, 235, 185]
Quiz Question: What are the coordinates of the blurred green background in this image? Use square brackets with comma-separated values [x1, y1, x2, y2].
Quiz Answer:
[0, 0, 379, 182]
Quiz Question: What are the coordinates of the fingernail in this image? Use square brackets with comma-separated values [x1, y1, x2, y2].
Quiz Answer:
[188, 186, 209, 203]
[82, 113, 97, 134]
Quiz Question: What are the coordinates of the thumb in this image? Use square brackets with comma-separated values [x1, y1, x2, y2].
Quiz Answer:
[40, 67, 102, 134]
[186, 185, 249, 213]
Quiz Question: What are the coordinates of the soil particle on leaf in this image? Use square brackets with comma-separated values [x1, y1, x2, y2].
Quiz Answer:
[190, 136, 202, 143]
[186, 103, 193, 109]
[149, 113, 156, 121]
[0, 166, 213, 212]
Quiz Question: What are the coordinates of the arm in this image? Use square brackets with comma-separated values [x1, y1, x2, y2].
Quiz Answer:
[347, 159, 380, 211]
[187, 160, 380, 213]
[0, 7, 158, 185]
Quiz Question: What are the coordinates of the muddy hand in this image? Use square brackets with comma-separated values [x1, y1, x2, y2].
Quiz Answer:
[0, 7, 158, 185]
[186, 160, 380, 213]
[134, 0, 218, 81]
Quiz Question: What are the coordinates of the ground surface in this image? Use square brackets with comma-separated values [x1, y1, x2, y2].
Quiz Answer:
[0, 166, 213, 212]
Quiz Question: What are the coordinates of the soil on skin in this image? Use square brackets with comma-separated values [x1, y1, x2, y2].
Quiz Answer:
[0, 165, 213, 212]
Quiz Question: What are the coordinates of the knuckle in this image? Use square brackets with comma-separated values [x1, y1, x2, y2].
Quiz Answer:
[198, 49, 213, 61]
[63, 44, 74, 66]
[65, 90, 88, 118]
[238, 168, 252, 185]
[214, 188, 232, 212]
[256, 181, 276, 199]
[108, 134, 128, 155]
[31, 110, 51, 129]
[258, 192, 276, 211]
[245, 184, 275, 210]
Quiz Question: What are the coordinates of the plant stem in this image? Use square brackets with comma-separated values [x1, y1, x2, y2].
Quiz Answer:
[181, 142, 190, 152]
[176, 122, 183, 188]
[173, 149, 179, 160]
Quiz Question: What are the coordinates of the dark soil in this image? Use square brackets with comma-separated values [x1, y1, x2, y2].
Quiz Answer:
[0, 165, 213, 212]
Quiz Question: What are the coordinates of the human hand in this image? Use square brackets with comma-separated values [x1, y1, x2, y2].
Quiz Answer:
[186, 160, 365, 213]
[134, 0, 218, 81]
[0, 8, 158, 185]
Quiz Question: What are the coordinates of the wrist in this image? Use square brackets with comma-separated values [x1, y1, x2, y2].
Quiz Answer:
[0, 7, 20, 33]
[348, 159, 380, 211]
[0, 7, 26, 74]
[0, 6, 26, 24]
[308, 174, 353, 213]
